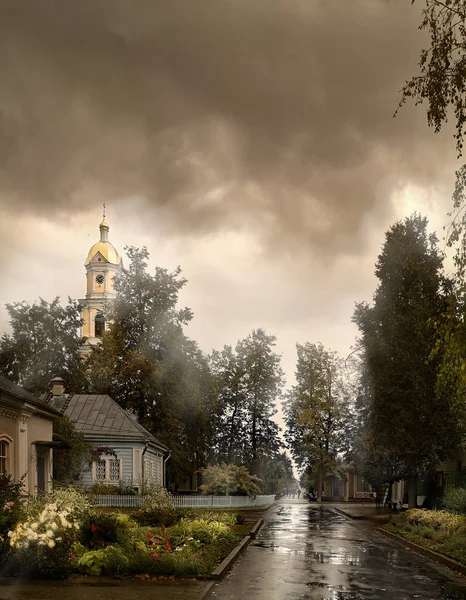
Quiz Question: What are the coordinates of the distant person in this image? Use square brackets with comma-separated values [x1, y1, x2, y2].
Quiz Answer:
[297, 489, 301, 499]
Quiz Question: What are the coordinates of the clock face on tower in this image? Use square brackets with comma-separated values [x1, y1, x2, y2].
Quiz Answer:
[95, 274, 104, 285]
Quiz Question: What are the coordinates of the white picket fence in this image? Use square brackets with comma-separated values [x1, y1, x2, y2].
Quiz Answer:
[93, 494, 275, 509]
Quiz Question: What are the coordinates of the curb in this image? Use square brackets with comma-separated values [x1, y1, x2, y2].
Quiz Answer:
[332, 507, 368, 520]
[378, 527, 466, 576]
[210, 535, 252, 580]
[208, 518, 265, 581]
[249, 518, 265, 539]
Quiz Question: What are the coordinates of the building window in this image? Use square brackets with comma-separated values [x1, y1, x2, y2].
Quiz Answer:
[109, 459, 120, 481]
[155, 456, 161, 486]
[93, 457, 122, 483]
[95, 460, 106, 481]
[95, 313, 106, 338]
[0, 440, 9, 474]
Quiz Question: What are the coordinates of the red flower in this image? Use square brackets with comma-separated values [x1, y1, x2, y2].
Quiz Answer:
[151, 553, 158, 559]
[185, 536, 190, 540]
[147, 533, 152, 542]
[161, 524, 165, 531]
[91, 524, 97, 534]
[164, 544, 172, 551]
[166, 534, 171, 541]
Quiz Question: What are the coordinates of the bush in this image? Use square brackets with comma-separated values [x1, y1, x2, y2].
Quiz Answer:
[76, 545, 129, 576]
[169, 518, 236, 545]
[8, 501, 81, 578]
[444, 488, 466, 514]
[88, 482, 137, 496]
[199, 463, 262, 497]
[0, 474, 24, 564]
[79, 512, 125, 549]
[23, 486, 92, 524]
[135, 488, 178, 526]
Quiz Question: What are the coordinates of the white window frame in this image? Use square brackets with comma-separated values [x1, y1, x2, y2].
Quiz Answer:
[92, 456, 122, 483]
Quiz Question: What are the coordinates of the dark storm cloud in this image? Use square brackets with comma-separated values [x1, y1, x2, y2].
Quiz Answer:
[0, 0, 453, 251]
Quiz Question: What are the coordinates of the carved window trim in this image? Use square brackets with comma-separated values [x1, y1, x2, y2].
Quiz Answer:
[0, 435, 13, 475]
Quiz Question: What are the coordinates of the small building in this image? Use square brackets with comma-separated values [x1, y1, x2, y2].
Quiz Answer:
[0, 375, 61, 495]
[322, 467, 375, 502]
[47, 378, 169, 490]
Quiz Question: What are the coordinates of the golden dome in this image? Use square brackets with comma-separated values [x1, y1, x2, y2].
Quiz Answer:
[85, 241, 121, 265]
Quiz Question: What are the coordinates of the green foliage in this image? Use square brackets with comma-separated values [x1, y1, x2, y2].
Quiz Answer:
[399, 1, 466, 156]
[444, 487, 466, 514]
[0, 474, 24, 563]
[135, 487, 178, 526]
[283, 342, 351, 495]
[0, 297, 86, 393]
[79, 512, 123, 549]
[8, 501, 81, 578]
[23, 486, 93, 524]
[398, 2, 466, 300]
[53, 416, 93, 484]
[169, 517, 236, 545]
[260, 452, 295, 495]
[353, 215, 460, 489]
[89, 481, 137, 496]
[384, 509, 466, 564]
[76, 545, 129, 576]
[209, 329, 284, 475]
[199, 463, 262, 497]
[85, 246, 216, 490]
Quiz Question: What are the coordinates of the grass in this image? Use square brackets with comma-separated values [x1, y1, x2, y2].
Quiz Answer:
[382, 509, 466, 564]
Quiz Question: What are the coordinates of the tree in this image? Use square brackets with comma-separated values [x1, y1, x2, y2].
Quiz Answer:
[210, 329, 284, 476]
[209, 345, 248, 465]
[399, 1, 466, 276]
[0, 297, 86, 393]
[353, 214, 461, 506]
[199, 463, 262, 497]
[400, 1, 466, 156]
[260, 452, 296, 496]
[283, 342, 351, 502]
[52, 416, 93, 484]
[85, 246, 216, 491]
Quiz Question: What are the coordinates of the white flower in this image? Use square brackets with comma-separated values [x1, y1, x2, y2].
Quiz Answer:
[46, 530, 54, 538]
[48, 540, 56, 548]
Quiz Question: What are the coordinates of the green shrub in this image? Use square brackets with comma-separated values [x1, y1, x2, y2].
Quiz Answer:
[23, 486, 92, 524]
[79, 512, 126, 549]
[199, 463, 262, 497]
[88, 482, 137, 496]
[169, 518, 236, 545]
[8, 501, 81, 578]
[135, 488, 177, 526]
[76, 545, 129, 575]
[0, 474, 24, 564]
[444, 488, 466, 514]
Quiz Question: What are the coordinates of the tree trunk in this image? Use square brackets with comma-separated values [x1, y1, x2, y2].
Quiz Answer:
[408, 475, 417, 508]
[316, 464, 323, 503]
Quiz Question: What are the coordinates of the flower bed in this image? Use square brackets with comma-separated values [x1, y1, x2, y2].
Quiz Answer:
[1, 486, 252, 579]
[382, 509, 466, 565]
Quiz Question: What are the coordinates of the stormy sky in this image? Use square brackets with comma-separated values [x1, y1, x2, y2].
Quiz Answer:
[0, 0, 460, 385]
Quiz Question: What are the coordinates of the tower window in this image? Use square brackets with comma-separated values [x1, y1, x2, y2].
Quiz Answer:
[95, 313, 106, 338]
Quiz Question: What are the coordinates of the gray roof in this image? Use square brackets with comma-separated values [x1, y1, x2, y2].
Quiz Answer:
[0, 375, 61, 416]
[61, 394, 168, 452]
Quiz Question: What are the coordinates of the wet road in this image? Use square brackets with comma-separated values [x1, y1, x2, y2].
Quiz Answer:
[210, 500, 466, 600]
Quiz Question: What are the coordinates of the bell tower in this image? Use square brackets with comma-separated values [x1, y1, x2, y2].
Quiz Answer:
[79, 206, 122, 354]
